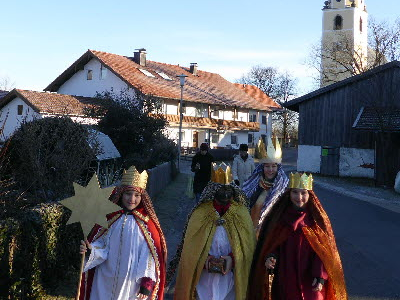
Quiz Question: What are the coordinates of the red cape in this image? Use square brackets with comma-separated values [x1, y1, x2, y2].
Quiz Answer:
[247, 191, 347, 300]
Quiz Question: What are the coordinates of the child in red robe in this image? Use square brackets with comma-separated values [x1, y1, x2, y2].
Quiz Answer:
[247, 173, 347, 300]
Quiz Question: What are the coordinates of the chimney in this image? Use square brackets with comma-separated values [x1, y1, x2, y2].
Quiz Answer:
[134, 48, 147, 66]
[190, 63, 198, 76]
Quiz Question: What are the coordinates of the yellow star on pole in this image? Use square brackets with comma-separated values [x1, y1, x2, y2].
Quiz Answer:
[60, 174, 121, 237]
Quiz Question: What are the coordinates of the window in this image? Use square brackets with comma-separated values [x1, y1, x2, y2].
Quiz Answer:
[231, 135, 237, 145]
[17, 105, 23, 115]
[248, 133, 253, 144]
[262, 115, 267, 125]
[196, 104, 205, 117]
[249, 113, 257, 122]
[139, 69, 156, 77]
[360, 17, 363, 32]
[87, 69, 93, 80]
[334, 15, 343, 30]
[212, 133, 219, 143]
[100, 65, 107, 80]
[156, 71, 172, 80]
[213, 109, 219, 117]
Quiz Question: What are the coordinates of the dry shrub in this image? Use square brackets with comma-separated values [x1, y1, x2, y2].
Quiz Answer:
[7, 116, 97, 202]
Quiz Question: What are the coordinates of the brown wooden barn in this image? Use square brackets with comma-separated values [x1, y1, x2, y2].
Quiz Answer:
[284, 61, 400, 187]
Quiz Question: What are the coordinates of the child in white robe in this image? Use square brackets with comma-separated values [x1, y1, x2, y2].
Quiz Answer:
[79, 167, 167, 300]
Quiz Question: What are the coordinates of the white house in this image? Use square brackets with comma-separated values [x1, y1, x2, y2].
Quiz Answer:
[0, 89, 121, 185]
[0, 89, 104, 141]
[44, 49, 281, 149]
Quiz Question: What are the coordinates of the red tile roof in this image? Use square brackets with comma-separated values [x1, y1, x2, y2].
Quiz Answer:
[233, 83, 281, 109]
[45, 50, 278, 111]
[0, 89, 105, 116]
[163, 114, 260, 131]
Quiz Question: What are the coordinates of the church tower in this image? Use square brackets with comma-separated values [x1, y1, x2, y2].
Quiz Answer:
[321, 0, 368, 86]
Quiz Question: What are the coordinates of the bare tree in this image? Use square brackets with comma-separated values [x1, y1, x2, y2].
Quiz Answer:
[307, 17, 400, 86]
[0, 76, 15, 91]
[237, 67, 299, 146]
[238, 65, 279, 97]
[272, 72, 299, 145]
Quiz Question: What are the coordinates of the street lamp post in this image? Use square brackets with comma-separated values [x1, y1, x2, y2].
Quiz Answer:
[176, 74, 188, 172]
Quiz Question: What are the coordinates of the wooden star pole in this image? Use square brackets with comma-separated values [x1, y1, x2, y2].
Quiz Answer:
[59, 174, 120, 300]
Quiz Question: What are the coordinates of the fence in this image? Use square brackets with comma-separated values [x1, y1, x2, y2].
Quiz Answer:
[147, 161, 175, 199]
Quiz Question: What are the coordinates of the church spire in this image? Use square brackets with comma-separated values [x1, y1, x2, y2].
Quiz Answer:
[321, 0, 368, 86]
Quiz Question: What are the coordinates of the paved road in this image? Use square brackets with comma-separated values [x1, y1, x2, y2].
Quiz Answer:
[316, 185, 400, 300]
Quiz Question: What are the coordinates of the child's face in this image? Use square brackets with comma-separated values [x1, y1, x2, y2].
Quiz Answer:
[290, 188, 309, 208]
[263, 163, 278, 180]
[121, 190, 141, 211]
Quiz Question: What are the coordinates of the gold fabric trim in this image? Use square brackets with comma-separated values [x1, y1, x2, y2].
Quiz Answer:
[136, 218, 160, 300]
[133, 210, 150, 223]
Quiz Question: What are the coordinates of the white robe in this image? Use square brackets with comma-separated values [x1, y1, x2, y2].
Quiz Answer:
[83, 214, 157, 300]
[196, 224, 235, 300]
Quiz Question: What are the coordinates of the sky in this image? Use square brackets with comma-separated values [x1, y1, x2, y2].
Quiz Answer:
[0, 0, 399, 96]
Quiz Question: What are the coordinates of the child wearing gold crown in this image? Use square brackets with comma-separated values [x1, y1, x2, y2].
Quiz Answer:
[78, 166, 167, 300]
[242, 137, 289, 233]
[168, 163, 256, 300]
[246, 172, 347, 300]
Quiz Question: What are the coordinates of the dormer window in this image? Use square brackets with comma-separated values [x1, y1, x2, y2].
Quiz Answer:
[139, 69, 155, 77]
[334, 15, 343, 30]
[17, 105, 23, 115]
[87, 69, 93, 80]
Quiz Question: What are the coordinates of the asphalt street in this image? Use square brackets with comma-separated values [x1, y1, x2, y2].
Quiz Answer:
[317, 185, 400, 300]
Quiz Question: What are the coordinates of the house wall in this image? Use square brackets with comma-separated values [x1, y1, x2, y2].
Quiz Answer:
[0, 97, 41, 141]
[58, 59, 136, 98]
[237, 109, 248, 122]
[163, 100, 179, 115]
[297, 145, 321, 173]
[298, 67, 400, 149]
[298, 88, 374, 149]
[339, 147, 374, 178]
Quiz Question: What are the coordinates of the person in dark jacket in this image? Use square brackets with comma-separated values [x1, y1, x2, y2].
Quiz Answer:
[191, 143, 214, 202]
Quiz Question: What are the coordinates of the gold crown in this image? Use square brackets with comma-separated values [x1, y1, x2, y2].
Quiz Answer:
[289, 173, 313, 190]
[211, 162, 233, 185]
[258, 137, 282, 164]
[121, 166, 148, 189]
